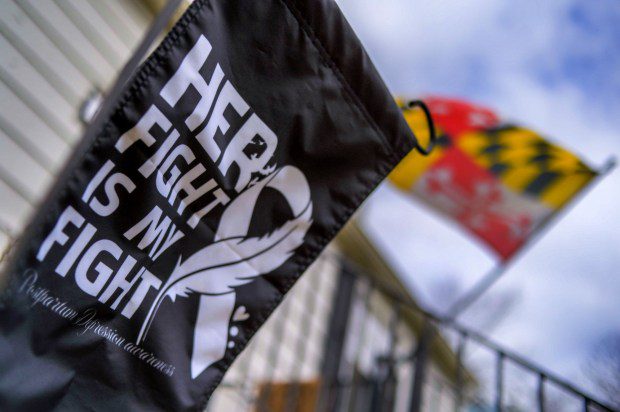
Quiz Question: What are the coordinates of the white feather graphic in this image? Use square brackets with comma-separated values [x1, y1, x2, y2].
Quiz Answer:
[136, 166, 313, 349]
[136, 203, 312, 344]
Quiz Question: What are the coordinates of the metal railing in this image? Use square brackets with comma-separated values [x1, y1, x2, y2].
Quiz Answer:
[209, 258, 618, 412]
[362, 266, 617, 412]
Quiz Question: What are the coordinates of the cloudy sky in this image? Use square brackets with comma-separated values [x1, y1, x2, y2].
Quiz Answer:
[336, 0, 620, 404]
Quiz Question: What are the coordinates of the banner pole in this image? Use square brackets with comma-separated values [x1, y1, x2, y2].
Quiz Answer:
[445, 156, 617, 321]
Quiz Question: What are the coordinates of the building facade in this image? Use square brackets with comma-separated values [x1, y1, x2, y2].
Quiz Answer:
[208, 221, 473, 412]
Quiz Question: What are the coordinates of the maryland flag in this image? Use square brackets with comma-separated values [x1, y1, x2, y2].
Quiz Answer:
[390, 96, 598, 260]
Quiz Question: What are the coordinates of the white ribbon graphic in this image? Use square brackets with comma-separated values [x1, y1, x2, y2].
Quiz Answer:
[136, 166, 313, 378]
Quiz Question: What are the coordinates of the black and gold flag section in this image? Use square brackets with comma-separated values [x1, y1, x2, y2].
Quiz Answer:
[392, 96, 597, 260]
[0, 1, 418, 410]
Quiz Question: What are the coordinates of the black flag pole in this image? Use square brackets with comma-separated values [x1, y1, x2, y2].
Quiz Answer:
[444, 156, 617, 322]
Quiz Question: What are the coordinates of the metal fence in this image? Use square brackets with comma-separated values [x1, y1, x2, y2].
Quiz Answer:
[207, 256, 617, 412]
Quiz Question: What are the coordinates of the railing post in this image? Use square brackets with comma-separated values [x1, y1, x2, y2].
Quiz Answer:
[495, 352, 504, 412]
[285, 270, 323, 412]
[454, 332, 467, 412]
[409, 317, 433, 412]
[318, 265, 356, 412]
[379, 306, 400, 412]
[537, 373, 546, 412]
[257, 296, 290, 412]
[346, 281, 373, 412]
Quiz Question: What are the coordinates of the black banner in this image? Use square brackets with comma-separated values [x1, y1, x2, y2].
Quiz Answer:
[0, 0, 418, 410]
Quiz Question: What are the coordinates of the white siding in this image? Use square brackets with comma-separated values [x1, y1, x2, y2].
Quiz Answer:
[0, 0, 153, 246]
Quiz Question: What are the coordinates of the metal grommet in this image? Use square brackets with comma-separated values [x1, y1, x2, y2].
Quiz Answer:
[405, 100, 437, 156]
